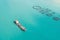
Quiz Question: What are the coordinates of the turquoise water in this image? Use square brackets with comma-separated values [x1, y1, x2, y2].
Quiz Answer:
[0, 0, 60, 40]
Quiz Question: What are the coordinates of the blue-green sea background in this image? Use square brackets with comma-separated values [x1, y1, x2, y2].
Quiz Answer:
[0, 0, 60, 40]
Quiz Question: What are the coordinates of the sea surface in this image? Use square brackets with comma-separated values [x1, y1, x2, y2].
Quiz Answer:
[0, 0, 60, 40]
